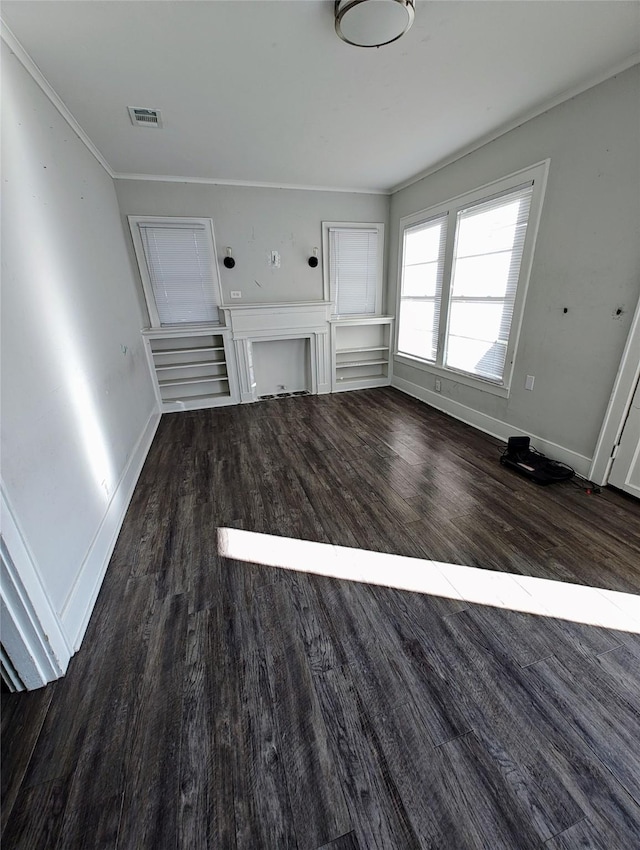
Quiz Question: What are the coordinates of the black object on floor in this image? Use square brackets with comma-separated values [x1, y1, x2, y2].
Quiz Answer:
[500, 436, 574, 485]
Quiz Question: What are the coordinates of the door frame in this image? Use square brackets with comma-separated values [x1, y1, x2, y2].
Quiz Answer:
[590, 294, 640, 486]
[1, 483, 70, 689]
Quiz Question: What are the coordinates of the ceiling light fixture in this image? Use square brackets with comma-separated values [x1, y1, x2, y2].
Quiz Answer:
[335, 0, 415, 48]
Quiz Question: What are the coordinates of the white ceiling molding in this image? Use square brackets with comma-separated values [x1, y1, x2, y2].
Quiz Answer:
[0, 18, 115, 178]
[391, 52, 640, 195]
[112, 172, 390, 196]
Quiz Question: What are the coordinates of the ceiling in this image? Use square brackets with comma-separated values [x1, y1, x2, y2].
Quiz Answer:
[2, 1, 639, 193]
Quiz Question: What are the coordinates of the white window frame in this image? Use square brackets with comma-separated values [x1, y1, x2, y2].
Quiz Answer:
[394, 161, 550, 398]
[128, 216, 224, 328]
[322, 221, 385, 317]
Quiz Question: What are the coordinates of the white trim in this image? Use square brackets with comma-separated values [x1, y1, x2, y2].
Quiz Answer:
[392, 375, 592, 478]
[391, 55, 640, 194]
[0, 19, 115, 178]
[60, 408, 161, 651]
[394, 161, 549, 396]
[114, 173, 389, 195]
[1, 487, 70, 688]
[589, 293, 640, 486]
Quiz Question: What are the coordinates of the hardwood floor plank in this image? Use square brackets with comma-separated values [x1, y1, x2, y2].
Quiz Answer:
[375, 591, 588, 840]
[436, 731, 545, 849]
[312, 665, 422, 850]
[257, 578, 352, 850]
[178, 607, 236, 850]
[117, 593, 188, 849]
[317, 830, 361, 850]
[1, 684, 56, 834]
[445, 608, 640, 839]
[359, 697, 467, 846]
[55, 576, 159, 850]
[523, 654, 640, 804]
[1, 777, 72, 850]
[591, 640, 640, 706]
[545, 813, 631, 850]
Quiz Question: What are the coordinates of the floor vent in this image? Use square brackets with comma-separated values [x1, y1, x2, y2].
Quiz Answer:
[258, 390, 310, 402]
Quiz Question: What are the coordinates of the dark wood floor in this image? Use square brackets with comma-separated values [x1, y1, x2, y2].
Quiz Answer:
[3, 388, 640, 849]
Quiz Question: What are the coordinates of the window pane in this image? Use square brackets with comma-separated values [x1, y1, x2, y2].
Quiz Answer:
[450, 253, 514, 299]
[397, 300, 438, 362]
[401, 262, 440, 298]
[397, 214, 447, 363]
[445, 186, 533, 382]
[404, 220, 446, 265]
[448, 302, 511, 345]
[454, 199, 522, 257]
[446, 335, 507, 382]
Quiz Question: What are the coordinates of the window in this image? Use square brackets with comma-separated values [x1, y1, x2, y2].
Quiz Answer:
[128, 217, 223, 327]
[396, 162, 548, 393]
[323, 222, 384, 316]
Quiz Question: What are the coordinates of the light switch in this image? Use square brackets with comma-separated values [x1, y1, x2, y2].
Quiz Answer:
[525, 375, 535, 391]
[230, 290, 242, 299]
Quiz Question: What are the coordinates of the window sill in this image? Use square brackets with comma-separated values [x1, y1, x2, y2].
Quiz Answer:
[393, 353, 511, 399]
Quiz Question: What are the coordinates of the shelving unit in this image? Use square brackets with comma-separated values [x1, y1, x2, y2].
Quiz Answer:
[331, 316, 394, 392]
[142, 325, 239, 412]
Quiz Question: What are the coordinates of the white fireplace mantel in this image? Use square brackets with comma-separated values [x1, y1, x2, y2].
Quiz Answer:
[220, 302, 332, 402]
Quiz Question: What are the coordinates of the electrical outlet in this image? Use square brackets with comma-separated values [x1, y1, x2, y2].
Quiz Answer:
[230, 290, 242, 299]
[525, 375, 535, 391]
[435, 378, 441, 393]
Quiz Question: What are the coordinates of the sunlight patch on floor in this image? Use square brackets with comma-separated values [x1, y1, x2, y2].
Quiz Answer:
[217, 527, 640, 634]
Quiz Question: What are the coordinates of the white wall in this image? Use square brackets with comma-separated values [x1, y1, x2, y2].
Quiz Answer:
[388, 66, 640, 463]
[114, 179, 389, 314]
[1, 42, 157, 658]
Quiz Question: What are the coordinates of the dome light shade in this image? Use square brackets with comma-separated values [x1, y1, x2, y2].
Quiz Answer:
[335, 0, 415, 48]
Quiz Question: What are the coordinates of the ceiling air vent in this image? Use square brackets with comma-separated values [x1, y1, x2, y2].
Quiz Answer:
[128, 107, 163, 128]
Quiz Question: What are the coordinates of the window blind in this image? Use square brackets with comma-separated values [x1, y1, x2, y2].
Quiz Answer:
[139, 223, 219, 325]
[397, 214, 448, 362]
[445, 184, 533, 382]
[330, 228, 378, 315]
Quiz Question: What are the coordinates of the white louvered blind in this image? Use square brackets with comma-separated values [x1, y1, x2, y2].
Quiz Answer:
[397, 214, 448, 362]
[138, 223, 220, 325]
[445, 184, 533, 383]
[330, 227, 379, 315]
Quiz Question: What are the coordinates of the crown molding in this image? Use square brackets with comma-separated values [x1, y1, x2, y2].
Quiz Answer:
[112, 172, 390, 195]
[0, 18, 115, 178]
[391, 53, 640, 195]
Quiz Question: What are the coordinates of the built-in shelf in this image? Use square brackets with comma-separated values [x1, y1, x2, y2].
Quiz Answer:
[331, 316, 394, 393]
[155, 360, 223, 371]
[153, 345, 225, 356]
[337, 345, 390, 354]
[142, 327, 238, 412]
[336, 359, 389, 369]
[158, 375, 229, 388]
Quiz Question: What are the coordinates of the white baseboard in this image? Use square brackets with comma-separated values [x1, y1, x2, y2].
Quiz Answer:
[392, 376, 592, 478]
[61, 409, 161, 651]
